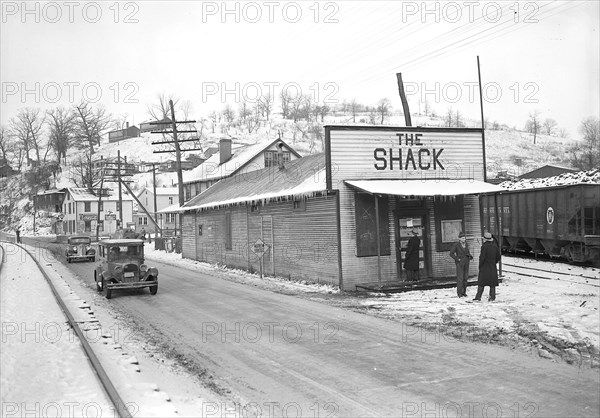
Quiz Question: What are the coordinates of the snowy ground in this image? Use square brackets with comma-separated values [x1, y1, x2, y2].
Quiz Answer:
[0, 241, 229, 417]
[144, 244, 600, 368]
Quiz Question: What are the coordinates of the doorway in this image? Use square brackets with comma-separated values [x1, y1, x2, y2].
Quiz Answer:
[396, 214, 428, 280]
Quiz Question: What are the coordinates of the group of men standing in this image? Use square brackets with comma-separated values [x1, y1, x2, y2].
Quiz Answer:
[403, 229, 501, 302]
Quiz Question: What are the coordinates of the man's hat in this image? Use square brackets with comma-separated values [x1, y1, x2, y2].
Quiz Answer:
[411, 228, 419, 235]
[483, 232, 493, 241]
[458, 232, 465, 238]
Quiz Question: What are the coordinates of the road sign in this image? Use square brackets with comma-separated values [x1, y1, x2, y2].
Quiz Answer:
[251, 238, 270, 258]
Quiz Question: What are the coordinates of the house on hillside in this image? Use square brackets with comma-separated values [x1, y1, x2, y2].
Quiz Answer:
[0, 157, 18, 178]
[108, 123, 140, 143]
[34, 189, 66, 234]
[181, 137, 302, 201]
[518, 165, 576, 180]
[61, 187, 134, 236]
[139, 118, 172, 133]
[134, 186, 179, 234]
[172, 125, 503, 291]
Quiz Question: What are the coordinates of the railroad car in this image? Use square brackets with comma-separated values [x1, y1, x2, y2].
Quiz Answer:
[481, 183, 600, 264]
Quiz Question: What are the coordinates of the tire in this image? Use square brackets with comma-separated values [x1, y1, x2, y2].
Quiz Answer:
[105, 287, 112, 299]
[150, 284, 158, 295]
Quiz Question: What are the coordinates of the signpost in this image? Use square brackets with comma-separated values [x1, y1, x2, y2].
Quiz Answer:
[250, 238, 270, 278]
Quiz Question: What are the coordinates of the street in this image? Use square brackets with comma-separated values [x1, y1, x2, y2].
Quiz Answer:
[20, 237, 599, 418]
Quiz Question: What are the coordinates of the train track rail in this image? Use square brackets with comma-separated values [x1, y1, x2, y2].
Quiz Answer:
[502, 258, 600, 287]
[1, 241, 132, 418]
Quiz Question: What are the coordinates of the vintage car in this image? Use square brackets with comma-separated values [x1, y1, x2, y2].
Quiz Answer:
[94, 239, 158, 299]
[65, 235, 96, 263]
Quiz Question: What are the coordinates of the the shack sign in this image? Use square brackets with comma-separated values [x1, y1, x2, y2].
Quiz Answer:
[325, 126, 486, 188]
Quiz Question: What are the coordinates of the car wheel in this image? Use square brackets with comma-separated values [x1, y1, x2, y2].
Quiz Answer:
[91, 257, 95, 262]
[105, 287, 112, 299]
[150, 284, 158, 295]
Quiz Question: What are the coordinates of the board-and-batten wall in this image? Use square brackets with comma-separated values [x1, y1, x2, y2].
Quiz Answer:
[182, 195, 339, 285]
[328, 127, 486, 289]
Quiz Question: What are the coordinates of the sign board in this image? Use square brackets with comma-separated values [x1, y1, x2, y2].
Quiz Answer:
[79, 214, 97, 221]
[251, 238, 270, 258]
[105, 214, 117, 220]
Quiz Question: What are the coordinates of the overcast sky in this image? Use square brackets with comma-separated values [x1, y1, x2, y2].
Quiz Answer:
[1, 1, 598, 137]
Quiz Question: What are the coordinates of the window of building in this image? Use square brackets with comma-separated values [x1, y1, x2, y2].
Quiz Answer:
[198, 224, 203, 236]
[84, 220, 91, 232]
[434, 196, 464, 251]
[84, 202, 91, 212]
[225, 213, 232, 250]
[143, 217, 148, 225]
[264, 150, 291, 167]
[354, 193, 390, 257]
[138, 217, 143, 225]
[169, 197, 173, 205]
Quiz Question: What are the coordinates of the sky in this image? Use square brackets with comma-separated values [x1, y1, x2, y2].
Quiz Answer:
[1, 0, 599, 137]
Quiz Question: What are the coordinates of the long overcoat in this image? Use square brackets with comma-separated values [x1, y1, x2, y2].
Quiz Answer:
[478, 241, 501, 286]
[404, 235, 421, 271]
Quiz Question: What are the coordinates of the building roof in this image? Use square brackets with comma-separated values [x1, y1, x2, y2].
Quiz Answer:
[65, 187, 134, 202]
[138, 187, 179, 197]
[518, 165, 576, 180]
[174, 153, 327, 212]
[182, 138, 301, 185]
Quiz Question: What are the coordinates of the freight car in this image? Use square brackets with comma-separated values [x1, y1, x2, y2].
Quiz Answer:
[481, 183, 600, 265]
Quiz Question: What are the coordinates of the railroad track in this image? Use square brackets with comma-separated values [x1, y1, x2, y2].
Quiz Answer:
[502, 257, 600, 287]
[0, 241, 133, 418]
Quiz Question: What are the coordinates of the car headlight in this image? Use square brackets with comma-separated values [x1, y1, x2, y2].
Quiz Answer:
[115, 266, 122, 274]
[140, 264, 148, 272]
[71, 246, 77, 253]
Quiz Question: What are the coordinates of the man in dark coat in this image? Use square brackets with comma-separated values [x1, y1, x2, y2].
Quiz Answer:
[474, 232, 501, 301]
[449, 231, 473, 298]
[404, 229, 421, 281]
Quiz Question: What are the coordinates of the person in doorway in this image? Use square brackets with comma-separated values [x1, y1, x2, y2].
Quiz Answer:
[15, 226, 21, 244]
[474, 232, 501, 302]
[449, 232, 473, 298]
[140, 228, 146, 241]
[404, 229, 421, 281]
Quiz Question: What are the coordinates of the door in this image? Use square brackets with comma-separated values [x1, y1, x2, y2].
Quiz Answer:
[397, 215, 428, 279]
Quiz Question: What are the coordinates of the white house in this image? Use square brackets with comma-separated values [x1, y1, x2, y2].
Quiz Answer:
[61, 187, 134, 236]
[135, 186, 179, 233]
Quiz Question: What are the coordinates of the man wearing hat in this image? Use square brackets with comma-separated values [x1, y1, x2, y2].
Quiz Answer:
[449, 231, 473, 298]
[404, 228, 421, 281]
[474, 231, 501, 301]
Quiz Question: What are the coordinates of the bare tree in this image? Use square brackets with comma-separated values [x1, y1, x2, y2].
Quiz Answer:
[423, 100, 431, 117]
[289, 95, 303, 122]
[259, 92, 274, 121]
[445, 107, 454, 127]
[47, 107, 76, 163]
[0, 126, 8, 162]
[376, 98, 392, 124]
[238, 100, 251, 125]
[349, 98, 360, 123]
[73, 101, 112, 154]
[318, 104, 330, 123]
[569, 116, 600, 170]
[279, 89, 293, 119]
[455, 109, 463, 128]
[543, 118, 557, 136]
[525, 110, 541, 144]
[10, 108, 48, 165]
[147, 92, 179, 121]
[67, 151, 104, 190]
[222, 104, 235, 125]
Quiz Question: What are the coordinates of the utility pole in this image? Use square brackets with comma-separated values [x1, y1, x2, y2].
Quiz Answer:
[117, 149, 123, 230]
[396, 73, 412, 127]
[151, 163, 158, 225]
[150, 101, 199, 239]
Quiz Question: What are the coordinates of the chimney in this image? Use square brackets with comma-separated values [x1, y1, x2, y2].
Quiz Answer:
[277, 142, 285, 170]
[219, 138, 232, 165]
[126, 121, 129, 129]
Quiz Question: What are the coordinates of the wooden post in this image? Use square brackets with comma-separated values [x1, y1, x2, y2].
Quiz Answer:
[375, 195, 382, 288]
[169, 100, 184, 238]
[396, 73, 412, 127]
[117, 150, 123, 228]
[477, 56, 488, 182]
[152, 163, 158, 237]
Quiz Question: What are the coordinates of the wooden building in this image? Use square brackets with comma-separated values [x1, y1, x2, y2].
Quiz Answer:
[177, 126, 502, 290]
[108, 123, 140, 143]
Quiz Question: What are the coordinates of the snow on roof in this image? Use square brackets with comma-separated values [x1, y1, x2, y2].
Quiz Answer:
[500, 169, 600, 190]
[182, 138, 300, 184]
[173, 153, 327, 212]
[66, 187, 134, 202]
[140, 187, 179, 196]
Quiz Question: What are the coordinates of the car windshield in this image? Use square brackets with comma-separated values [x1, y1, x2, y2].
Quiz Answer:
[70, 238, 90, 245]
[108, 245, 143, 261]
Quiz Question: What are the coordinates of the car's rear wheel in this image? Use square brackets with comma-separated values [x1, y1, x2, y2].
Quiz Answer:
[105, 286, 112, 299]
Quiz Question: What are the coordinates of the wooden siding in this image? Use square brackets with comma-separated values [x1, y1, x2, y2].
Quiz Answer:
[182, 213, 196, 260]
[183, 195, 339, 286]
[328, 127, 486, 289]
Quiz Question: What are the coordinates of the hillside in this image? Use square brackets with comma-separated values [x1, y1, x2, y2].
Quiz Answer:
[0, 112, 584, 235]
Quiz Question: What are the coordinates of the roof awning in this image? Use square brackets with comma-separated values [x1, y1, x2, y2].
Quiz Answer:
[344, 179, 504, 196]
